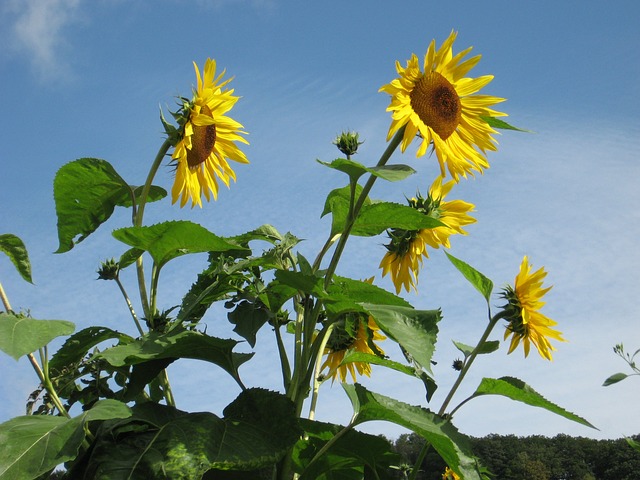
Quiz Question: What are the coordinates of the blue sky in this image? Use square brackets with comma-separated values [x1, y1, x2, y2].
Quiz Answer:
[1, 0, 639, 442]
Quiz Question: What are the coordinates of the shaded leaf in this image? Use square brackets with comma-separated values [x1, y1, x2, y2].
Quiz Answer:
[343, 384, 481, 479]
[227, 300, 271, 348]
[473, 377, 596, 429]
[112, 221, 248, 269]
[0, 234, 33, 284]
[603, 372, 629, 386]
[361, 304, 440, 375]
[118, 185, 167, 208]
[340, 351, 415, 377]
[0, 400, 131, 480]
[54, 158, 130, 253]
[453, 340, 500, 358]
[445, 252, 493, 302]
[293, 418, 400, 480]
[98, 328, 253, 388]
[82, 389, 301, 479]
[0, 313, 74, 360]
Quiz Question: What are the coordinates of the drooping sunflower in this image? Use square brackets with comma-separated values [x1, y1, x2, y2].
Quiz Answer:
[380, 176, 476, 293]
[171, 58, 249, 208]
[380, 30, 506, 181]
[442, 467, 461, 480]
[321, 311, 386, 383]
[501, 256, 566, 360]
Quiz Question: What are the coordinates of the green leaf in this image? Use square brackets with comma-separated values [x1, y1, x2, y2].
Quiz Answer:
[49, 326, 133, 375]
[98, 328, 253, 388]
[480, 116, 530, 132]
[324, 276, 411, 316]
[445, 252, 493, 302]
[352, 202, 444, 237]
[112, 221, 248, 269]
[0, 400, 131, 480]
[473, 377, 596, 429]
[453, 340, 500, 358]
[361, 304, 440, 375]
[54, 158, 131, 253]
[321, 185, 368, 236]
[343, 384, 481, 479]
[81, 389, 301, 479]
[340, 351, 415, 377]
[227, 300, 271, 348]
[0, 234, 33, 284]
[318, 158, 416, 183]
[293, 418, 400, 480]
[118, 247, 145, 270]
[602, 372, 630, 386]
[119, 185, 167, 208]
[0, 313, 75, 360]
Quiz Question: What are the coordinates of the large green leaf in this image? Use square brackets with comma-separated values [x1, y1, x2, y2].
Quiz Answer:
[343, 384, 481, 480]
[324, 276, 411, 316]
[361, 304, 440, 375]
[0, 234, 32, 284]
[321, 185, 368, 236]
[81, 389, 301, 479]
[0, 313, 74, 360]
[49, 326, 133, 375]
[445, 252, 493, 303]
[352, 202, 444, 237]
[318, 158, 416, 183]
[292, 418, 400, 480]
[54, 158, 128, 253]
[112, 221, 248, 269]
[0, 400, 131, 480]
[472, 377, 596, 429]
[98, 328, 253, 387]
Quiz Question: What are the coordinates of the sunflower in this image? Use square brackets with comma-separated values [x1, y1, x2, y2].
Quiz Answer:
[380, 176, 476, 293]
[321, 312, 386, 383]
[442, 467, 461, 480]
[171, 58, 249, 208]
[380, 30, 506, 181]
[501, 256, 566, 360]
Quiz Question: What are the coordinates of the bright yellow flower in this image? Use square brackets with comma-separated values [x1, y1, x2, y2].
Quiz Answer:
[380, 177, 476, 293]
[321, 314, 386, 383]
[442, 467, 461, 480]
[380, 30, 506, 181]
[171, 58, 249, 208]
[502, 256, 566, 360]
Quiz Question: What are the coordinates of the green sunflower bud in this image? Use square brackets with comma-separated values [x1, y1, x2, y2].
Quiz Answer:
[333, 131, 363, 157]
[97, 258, 119, 281]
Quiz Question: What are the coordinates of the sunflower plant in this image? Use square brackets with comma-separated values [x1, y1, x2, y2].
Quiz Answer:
[0, 32, 595, 480]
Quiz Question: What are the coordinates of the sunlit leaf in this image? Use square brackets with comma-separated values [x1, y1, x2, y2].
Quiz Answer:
[361, 304, 440, 374]
[473, 377, 596, 429]
[318, 158, 415, 183]
[112, 221, 247, 269]
[352, 202, 444, 237]
[453, 340, 500, 358]
[343, 384, 481, 479]
[480, 116, 530, 132]
[0, 234, 33, 284]
[54, 158, 131, 253]
[0, 400, 131, 480]
[98, 328, 253, 388]
[445, 252, 493, 303]
[0, 313, 74, 360]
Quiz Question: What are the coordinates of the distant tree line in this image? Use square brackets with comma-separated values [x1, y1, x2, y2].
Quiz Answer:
[391, 432, 640, 480]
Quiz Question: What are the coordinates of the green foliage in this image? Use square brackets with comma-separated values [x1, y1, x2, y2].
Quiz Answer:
[0, 400, 131, 480]
[445, 252, 493, 303]
[471, 377, 596, 429]
[0, 234, 33, 284]
[0, 313, 74, 360]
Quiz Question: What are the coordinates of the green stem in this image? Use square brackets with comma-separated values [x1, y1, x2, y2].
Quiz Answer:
[307, 323, 335, 420]
[323, 126, 405, 288]
[408, 441, 431, 480]
[274, 322, 292, 391]
[114, 276, 144, 336]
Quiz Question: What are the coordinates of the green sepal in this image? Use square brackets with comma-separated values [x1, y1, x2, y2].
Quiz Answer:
[0, 233, 33, 284]
[0, 313, 74, 360]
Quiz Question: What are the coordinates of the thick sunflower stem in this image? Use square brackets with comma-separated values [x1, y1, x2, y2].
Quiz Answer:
[323, 126, 405, 288]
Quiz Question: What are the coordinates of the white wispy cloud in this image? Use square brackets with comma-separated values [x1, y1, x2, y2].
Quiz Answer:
[4, 0, 82, 79]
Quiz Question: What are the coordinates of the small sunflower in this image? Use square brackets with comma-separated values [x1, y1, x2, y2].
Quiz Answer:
[442, 467, 461, 480]
[171, 58, 249, 208]
[501, 256, 566, 360]
[380, 30, 506, 181]
[380, 176, 476, 293]
[321, 312, 386, 383]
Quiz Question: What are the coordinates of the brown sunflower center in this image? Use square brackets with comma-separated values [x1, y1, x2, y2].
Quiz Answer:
[409, 72, 461, 140]
[186, 106, 217, 168]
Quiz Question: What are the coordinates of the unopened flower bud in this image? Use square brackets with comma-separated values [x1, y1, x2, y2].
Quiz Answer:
[97, 258, 119, 280]
[333, 131, 363, 157]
